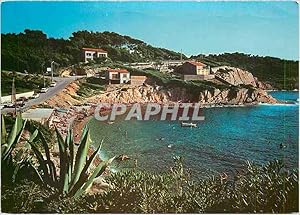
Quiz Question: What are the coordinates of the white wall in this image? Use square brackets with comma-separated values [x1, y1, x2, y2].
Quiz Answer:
[85, 51, 108, 63]
[120, 73, 130, 84]
[1, 91, 35, 103]
[109, 72, 119, 80]
[85, 51, 95, 62]
[97, 52, 108, 58]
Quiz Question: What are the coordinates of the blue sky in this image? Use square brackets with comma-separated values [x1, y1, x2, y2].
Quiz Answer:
[1, 1, 299, 60]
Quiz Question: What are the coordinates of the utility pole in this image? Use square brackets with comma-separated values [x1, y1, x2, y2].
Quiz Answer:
[41, 62, 45, 87]
[51, 61, 60, 82]
[180, 49, 183, 61]
[11, 78, 16, 116]
[51, 61, 54, 83]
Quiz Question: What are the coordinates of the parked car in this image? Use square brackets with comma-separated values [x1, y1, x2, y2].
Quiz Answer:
[33, 93, 40, 98]
[40, 87, 48, 93]
[4, 103, 15, 108]
[16, 102, 25, 107]
[50, 82, 57, 87]
[3, 102, 24, 108]
[29, 93, 40, 99]
[17, 96, 28, 102]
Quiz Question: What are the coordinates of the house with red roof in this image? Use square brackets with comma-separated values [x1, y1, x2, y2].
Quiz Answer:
[106, 68, 130, 84]
[176, 61, 214, 80]
[82, 47, 108, 63]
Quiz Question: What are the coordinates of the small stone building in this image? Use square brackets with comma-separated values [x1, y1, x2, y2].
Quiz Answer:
[131, 76, 147, 86]
[176, 61, 214, 80]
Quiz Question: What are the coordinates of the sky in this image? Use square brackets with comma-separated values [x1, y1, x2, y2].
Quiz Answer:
[1, 1, 299, 60]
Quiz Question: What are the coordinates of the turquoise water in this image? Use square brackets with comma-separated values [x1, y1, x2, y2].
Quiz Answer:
[88, 91, 299, 177]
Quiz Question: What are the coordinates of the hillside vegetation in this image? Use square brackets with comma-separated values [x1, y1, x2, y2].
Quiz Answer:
[1, 30, 185, 74]
[1, 71, 50, 96]
[2, 30, 298, 90]
[192, 53, 298, 90]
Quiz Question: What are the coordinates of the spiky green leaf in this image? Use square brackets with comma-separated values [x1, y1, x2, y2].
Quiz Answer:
[74, 156, 115, 198]
[69, 141, 103, 195]
[70, 126, 91, 188]
[1, 115, 7, 145]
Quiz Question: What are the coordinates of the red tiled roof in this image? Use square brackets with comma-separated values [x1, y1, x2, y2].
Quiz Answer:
[107, 69, 128, 73]
[82, 47, 107, 53]
[186, 61, 206, 67]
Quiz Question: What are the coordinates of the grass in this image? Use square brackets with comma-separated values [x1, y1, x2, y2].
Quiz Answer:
[1, 71, 51, 96]
[77, 77, 105, 97]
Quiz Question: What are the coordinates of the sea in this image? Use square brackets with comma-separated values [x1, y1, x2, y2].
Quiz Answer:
[87, 91, 299, 178]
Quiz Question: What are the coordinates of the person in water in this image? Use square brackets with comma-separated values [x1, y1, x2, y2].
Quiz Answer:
[116, 154, 130, 162]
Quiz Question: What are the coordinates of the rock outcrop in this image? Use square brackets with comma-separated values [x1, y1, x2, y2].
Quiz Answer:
[47, 66, 278, 109]
[43, 82, 81, 108]
[212, 66, 273, 90]
[87, 84, 277, 106]
[197, 87, 276, 105]
[254, 77, 274, 90]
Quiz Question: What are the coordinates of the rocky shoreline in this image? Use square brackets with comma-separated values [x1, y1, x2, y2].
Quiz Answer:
[45, 65, 281, 147]
[86, 84, 277, 107]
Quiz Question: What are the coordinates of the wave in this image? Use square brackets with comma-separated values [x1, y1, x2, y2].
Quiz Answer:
[202, 104, 247, 109]
[259, 102, 298, 107]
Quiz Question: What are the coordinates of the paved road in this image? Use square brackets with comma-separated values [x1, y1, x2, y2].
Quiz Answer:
[2, 76, 84, 113]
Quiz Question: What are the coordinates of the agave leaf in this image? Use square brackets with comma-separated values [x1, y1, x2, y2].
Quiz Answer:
[1, 115, 7, 145]
[74, 156, 115, 198]
[12, 161, 28, 183]
[28, 161, 45, 186]
[28, 140, 49, 177]
[56, 128, 69, 191]
[2, 116, 27, 160]
[68, 141, 103, 195]
[66, 129, 74, 183]
[27, 133, 55, 185]
[63, 172, 69, 194]
[56, 128, 65, 152]
[38, 131, 51, 161]
[28, 129, 39, 142]
[45, 159, 58, 185]
[70, 127, 91, 188]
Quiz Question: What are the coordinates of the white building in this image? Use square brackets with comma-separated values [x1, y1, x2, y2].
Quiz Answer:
[82, 47, 108, 63]
[106, 69, 130, 84]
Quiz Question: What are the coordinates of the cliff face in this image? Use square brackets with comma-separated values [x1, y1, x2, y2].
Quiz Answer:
[87, 84, 277, 106]
[86, 66, 277, 105]
[212, 66, 273, 90]
[197, 87, 277, 105]
[45, 65, 278, 109]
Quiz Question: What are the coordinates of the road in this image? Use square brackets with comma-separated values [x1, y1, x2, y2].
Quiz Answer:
[2, 76, 83, 113]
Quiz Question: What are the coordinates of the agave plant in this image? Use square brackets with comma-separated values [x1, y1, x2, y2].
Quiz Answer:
[1, 114, 33, 184]
[1, 115, 27, 160]
[28, 126, 115, 197]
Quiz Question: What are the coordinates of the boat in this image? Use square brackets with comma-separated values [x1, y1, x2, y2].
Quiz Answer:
[107, 121, 115, 125]
[181, 122, 197, 128]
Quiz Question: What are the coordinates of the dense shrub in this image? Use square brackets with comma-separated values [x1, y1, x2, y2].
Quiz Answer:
[1, 157, 298, 213]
